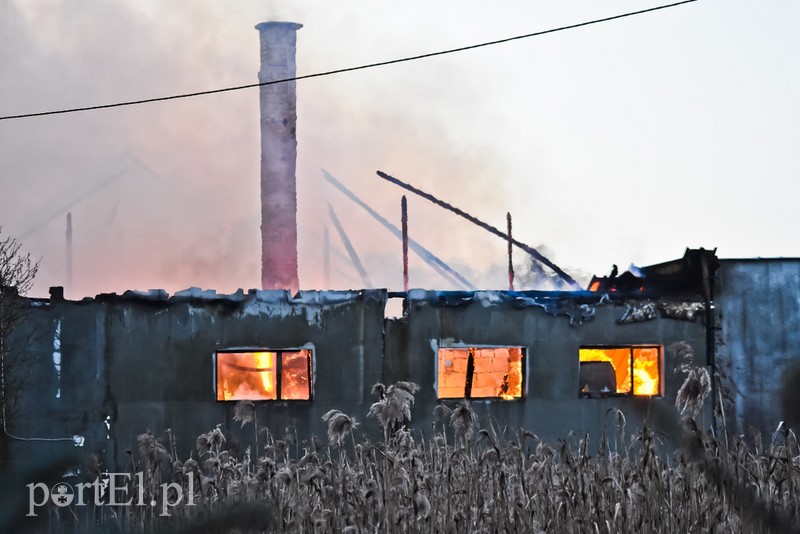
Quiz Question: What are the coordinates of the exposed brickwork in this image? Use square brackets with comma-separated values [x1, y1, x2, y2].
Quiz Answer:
[437, 347, 523, 399]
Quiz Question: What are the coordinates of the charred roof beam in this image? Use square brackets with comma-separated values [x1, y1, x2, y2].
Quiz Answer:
[327, 203, 373, 289]
[376, 170, 580, 289]
[322, 170, 477, 290]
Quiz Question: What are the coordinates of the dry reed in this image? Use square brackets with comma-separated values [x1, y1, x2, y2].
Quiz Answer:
[37, 383, 800, 534]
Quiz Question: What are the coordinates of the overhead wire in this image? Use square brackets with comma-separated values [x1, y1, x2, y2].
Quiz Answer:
[0, 1, 697, 122]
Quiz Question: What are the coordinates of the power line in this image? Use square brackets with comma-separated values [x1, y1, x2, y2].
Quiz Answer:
[0, 1, 697, 122]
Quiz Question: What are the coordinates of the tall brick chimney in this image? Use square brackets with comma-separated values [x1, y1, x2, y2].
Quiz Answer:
[256, 21, 302, 293]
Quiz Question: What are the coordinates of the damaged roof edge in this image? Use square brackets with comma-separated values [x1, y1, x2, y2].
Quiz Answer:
[588, 247, 719, 297]
[42, 286, 388, 307]
[34, 249, 719, 311]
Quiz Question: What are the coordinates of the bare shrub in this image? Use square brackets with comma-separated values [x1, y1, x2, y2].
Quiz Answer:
[0, 229, 40, 437]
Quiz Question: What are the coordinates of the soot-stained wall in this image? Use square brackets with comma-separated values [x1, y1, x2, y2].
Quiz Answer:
[5, 286, 713, 470]
[715, 259, 800, 437]
[4, 289, 386, 470]
[384, 290, 709, 444]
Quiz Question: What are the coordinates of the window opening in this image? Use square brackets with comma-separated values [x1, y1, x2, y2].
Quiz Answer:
[216, 349, 312, 401]
[437, 346, 524, 400]
[579, 345, 661, 397]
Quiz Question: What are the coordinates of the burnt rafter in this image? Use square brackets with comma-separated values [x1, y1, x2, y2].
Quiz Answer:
[376, 170, 580, 289]
[327, 203, 373, 289]
[323, 170, 476, 290]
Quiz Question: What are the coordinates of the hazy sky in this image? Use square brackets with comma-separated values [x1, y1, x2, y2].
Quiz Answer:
[1, 0, 798, 298]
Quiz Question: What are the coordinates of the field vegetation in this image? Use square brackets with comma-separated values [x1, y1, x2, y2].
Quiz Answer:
[29, 370, 800, 533]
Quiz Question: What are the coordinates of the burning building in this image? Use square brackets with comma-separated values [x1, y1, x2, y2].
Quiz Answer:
[3, 248, 746, 471]
[1, 19, 796, 477]
[3, 247, 800, 472]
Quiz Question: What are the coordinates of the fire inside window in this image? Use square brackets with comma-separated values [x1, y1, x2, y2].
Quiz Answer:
[216, 350, 312, 401]
[579, 346, 661, 397]
[437, 347, 524, 400]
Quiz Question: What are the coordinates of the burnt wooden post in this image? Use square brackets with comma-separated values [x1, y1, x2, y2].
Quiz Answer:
[275, 351, 283, 400]
[464, 348, 476, 398]
[402, 195, 409, 292]
[507, 212, 514, 291]
[376, 170, 580, 289]
[322, 225, 330, 288]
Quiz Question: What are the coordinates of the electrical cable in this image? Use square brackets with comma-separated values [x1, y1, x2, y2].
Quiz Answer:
[1, 318, 80, 443]
[0, 1, 697, 121]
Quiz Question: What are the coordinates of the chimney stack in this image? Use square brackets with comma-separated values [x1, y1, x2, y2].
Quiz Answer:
[256, 21, 302, 293]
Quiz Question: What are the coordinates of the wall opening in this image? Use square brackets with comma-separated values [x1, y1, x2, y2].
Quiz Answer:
[215, 349, 313, 401]
[437, 346, 524, 400]
[53, 319, 62, 399]
[578, 345, 661, 397]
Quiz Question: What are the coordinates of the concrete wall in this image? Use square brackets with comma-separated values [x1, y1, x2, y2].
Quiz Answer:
[385, 290, 709, 444]
[715, 260, 800, 437]
[11, 256, 800, 470]
[4, 289, 386, 470]
[4, 287, 712, 470]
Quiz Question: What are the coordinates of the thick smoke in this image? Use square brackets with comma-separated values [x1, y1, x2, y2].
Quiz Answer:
[0, 1, 538, 297]
[0, 2, 267, 297]
[5, 1, 787, 297]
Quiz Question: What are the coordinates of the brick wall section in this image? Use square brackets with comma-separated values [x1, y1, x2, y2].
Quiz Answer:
[437, 347, 522, 399]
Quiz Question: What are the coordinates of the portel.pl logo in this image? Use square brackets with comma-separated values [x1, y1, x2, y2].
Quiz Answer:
[27, 472, 196, 517]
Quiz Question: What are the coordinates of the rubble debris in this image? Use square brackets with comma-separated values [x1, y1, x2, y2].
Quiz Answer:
[659, 301, 705, 321]
[618, 301, 657, 324]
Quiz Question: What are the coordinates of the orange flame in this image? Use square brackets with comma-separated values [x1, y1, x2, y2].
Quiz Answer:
[579, 347, 660, 396]
[216, 351, 277, 401]
[281, 350, 311, 400]
[253, 352, 275, 393]
[579, 348, 632, 393]
[499, 348, 523, 400]
[632, 347, 659, 396]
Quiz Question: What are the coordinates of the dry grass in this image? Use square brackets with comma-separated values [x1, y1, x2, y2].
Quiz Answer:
[39, 385, 800, 534]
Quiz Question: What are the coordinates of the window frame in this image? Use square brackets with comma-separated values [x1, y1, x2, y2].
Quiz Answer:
[214, 346, 315, 402]
[436, 343, 527, 401]
[578, 344, 663, 398]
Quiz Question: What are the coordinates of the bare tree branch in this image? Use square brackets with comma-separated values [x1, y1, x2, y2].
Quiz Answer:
[0, 228, 41, 430]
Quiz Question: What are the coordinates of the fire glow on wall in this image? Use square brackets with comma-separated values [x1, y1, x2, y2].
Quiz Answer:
[437, 347, 524, 400]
